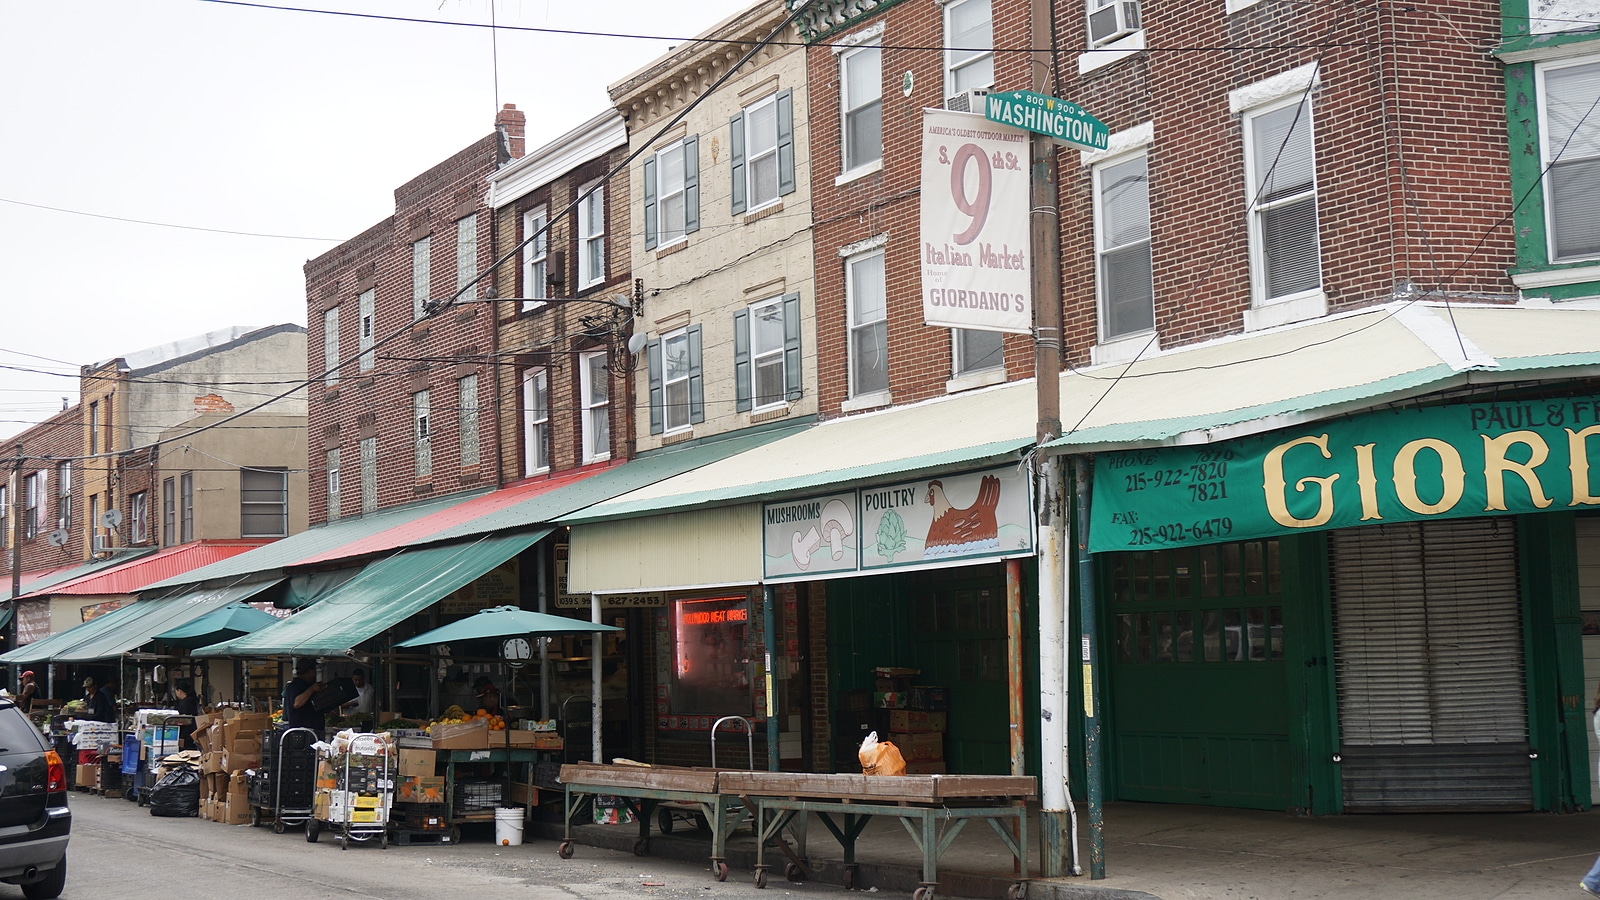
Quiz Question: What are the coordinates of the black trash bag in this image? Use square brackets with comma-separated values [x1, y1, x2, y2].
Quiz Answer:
[148, 765, 200, 817]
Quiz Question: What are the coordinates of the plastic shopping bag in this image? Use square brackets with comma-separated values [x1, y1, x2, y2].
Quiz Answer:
[858, 730, 907, 776]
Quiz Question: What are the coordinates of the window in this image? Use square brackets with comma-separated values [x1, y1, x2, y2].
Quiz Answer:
[411, 235, 432, 319]
[1095, 151, 1155, 340]
[1245, 96, 1322, 304]
[22, 472, 41, 540]
[358, 288, 376, 372]
[945, 0, 994, 98]
[577, 184, 605, 288]
[521, 368, 550, 475]
[129, 491, 148, 543]
[841, 46, 883, 172]
[323, 306, 340, 386]
[651, 328, 703, 435]
[458, 373, 480, 468]
[732, 92, 795, 214]
[0, 486, 7, 547]
[360, 436, 378, 513]
[55, 461, 71, 530]
[413, 389, 432, 479]
[88, 494, 98, 548]
[179, 472, 194, 543]
[241, 468, 288, 538]
[1086, 0, 1140, 47]
[162, 478, 175, 547]
[735, 294, 802, 411]
[847, 249, 889, 397]
[955, 328, 1004, 376]
[326, 447, 341, 522]
[455, 213, 478, 295]
[1540, 59, 1600, 262]
[521, 208, 548, 310]
[580, 350, 611, 463]
[645, 140, 698, 249]
[88, 401, 99, 455]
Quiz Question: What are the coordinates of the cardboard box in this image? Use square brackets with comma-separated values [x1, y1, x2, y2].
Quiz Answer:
[397, 776, 445, 804]
[223, 714, 270, 749]
[221, 795, 252, 825]
[349, 809, 382, 823]
[193, 724, 220, 754]
[874, 691, 909, 709]
[73, 765, 96, 788]
[430, 719, 489, 751]
[223, 749, 261, 772]
[888, 731, 944, 762]
[887, 710, 947, 733]
[904, 761, 948, 775]
[201, 751, 225, 774]
[397, 748, 436, 778]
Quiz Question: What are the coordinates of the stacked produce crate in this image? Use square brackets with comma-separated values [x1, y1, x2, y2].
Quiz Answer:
[873, 668, 949, 775]
[195, 711, 269, 824]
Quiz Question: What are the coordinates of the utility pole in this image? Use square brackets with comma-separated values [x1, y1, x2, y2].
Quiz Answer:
[9, 444, 24, 690]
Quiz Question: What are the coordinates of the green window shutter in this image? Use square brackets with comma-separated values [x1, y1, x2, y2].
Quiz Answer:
[688, 324, 705, 424]
[729, 112, 747, 215]
[783, 292, 802, 401]
[777, 89, 796, 197]
[733, 309, 752, 412]
[684, 135, 701, 235]
[647, 340, 664, 435]
[643, 155, 658, 250]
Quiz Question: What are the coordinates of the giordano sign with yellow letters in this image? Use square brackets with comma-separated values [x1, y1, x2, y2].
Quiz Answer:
[1090, 397, 1600, 552]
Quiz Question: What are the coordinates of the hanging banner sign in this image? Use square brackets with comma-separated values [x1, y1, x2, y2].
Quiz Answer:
[1090, 397, 1600, 552]
[919, 109, 1031, 334]
[763, 466, 1035, 581]
[441, 558, 519, 614]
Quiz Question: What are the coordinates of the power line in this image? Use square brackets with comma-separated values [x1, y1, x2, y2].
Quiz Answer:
[0, 196, 344, 242]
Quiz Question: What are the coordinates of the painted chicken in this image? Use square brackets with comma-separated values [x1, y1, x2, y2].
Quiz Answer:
[923, 475, 1002, 557]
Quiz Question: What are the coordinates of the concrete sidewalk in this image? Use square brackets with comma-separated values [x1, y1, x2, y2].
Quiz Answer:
[534, 801, 1600, 899]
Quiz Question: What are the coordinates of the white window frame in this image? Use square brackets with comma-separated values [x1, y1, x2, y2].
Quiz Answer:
[411, 235, 432, 319]
[521, 208, 548, 311]
[1536, 57, 1600, 264]
[326, 447, 341, 522]
[358, 288, 376, 372]
[1079, 0, 1144, 74]
[944, 0, 994, 100]
[359, 436, 378, 513]
[413, 388, 432, 479]
[240, 468, 289, 539]
[179, 472, 194, 543]
[845, 247, 890, 403]
[747, 297, 788, 412]
[521, 367, 550, 476]
[1093, 147, 1155, 344]
[323, 305, 340, 386]
[744, 96, 783, 212]
[660, 328, 693, 435]
[129, 490, 148, 543]
[455, 213, 478, 297]
[161, 478, 175, 547]
[655, 142, 689, 248]
[23, 472, 41, 539]
[458, 373, 480, 468]
[1242, 92, 1323, 311]
[56, 461, 72, 531]
[579, 350, 611, 464]
[840, 44, 883, 175]
[577, 183, 605, 288]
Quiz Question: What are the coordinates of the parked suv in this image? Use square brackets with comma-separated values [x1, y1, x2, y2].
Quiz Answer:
[0, 700, 68, 899]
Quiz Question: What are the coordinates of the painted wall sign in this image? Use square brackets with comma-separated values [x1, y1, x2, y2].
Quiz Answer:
[554, 592, 667, 610]
[762, 466, 1035, 581]
[441, 558, 519, 614]
[1090, 398, 1600, 551]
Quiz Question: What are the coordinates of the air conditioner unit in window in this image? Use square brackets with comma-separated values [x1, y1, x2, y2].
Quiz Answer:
[945, 88, 990, 114]
[1088, 0, 1140, 46]
[92, 534, 112, 553]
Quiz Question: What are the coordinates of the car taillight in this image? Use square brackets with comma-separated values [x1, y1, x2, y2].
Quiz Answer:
[44, 750, 65, 793]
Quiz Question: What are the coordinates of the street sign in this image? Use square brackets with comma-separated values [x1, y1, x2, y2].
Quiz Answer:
[984, 89, 1109, 151]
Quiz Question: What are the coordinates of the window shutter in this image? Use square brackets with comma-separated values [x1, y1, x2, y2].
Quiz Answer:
[684, 135, 701, 235]
[733, 309, 752, 412]
[688, 324, 705, 424]
[643, 155, 658, 250]
[729, 112, 747, 215]
[783, 292, 803, 401]
[647, 340, 664, 435]
[777, 89, 796, 197]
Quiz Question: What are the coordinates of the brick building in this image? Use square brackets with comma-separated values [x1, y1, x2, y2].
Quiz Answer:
[2, 405, 87, 586]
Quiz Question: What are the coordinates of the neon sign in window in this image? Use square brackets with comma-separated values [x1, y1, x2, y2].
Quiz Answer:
[673, 596, 754, 716]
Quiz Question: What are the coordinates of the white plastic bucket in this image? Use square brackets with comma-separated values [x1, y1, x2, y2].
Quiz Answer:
[494, 807, 524, 847]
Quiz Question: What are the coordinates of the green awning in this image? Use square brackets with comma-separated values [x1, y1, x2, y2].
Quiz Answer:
[153, 602, 283, 646]
[48, 579, 283, 663]
[195, 530, 547, 658]
[0, 602, 145, 665]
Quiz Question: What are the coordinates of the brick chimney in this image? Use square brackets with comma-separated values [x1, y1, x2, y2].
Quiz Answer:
[496, 103, 526, 161]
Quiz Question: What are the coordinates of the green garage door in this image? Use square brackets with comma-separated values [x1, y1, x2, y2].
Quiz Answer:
[1108, 539, 1292, 811]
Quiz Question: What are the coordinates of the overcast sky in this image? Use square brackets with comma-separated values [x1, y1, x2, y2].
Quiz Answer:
[0, 0, 754, 440]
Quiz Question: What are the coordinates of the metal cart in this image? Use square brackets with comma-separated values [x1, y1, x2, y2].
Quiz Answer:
[250, 726, 318, 833]
[306, 732, 392, 850]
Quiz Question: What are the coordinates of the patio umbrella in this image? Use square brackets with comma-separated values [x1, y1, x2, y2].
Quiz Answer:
[153, 602, 283, 647]
[394, 605, 619, 648]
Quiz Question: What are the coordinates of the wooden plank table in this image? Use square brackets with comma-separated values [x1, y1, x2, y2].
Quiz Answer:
[556, 763, 754, 881]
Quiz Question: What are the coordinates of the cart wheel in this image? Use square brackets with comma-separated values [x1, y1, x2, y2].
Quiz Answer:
[305, 820, 320, 843]
[657, 808, 674, 834]
[695, 813, 709, 831]
[913, 888, 935, 900]
[250, 807, 262, 828]
[1006, 883, 1027, 900]
[842, 867, 856, 891]
[381, 831, 388, 850]
[632, 838, 650, 856]
[785, 863, 805, 882]
[755, 868, 768, 890]
[713, 861, 729, 882]
[557, 841, 574, 860]
[449, 826, 462, 845]
[272, 820, 286, 835]
[339, 834, 348, 850]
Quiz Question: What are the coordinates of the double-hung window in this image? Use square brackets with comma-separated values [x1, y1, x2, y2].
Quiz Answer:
[458, 373, 480, 468]
[649, 327, 703, 435]
[1244, 94, 1321, 305]
[521, 208, 548, 310]
[413, 389, 432, 479]
[646, 141, 696, 249]
[22, 472, 41, 539]
[326, 447, 341, 522]
[945, 0, 994, 99]
[179, 472, 194, 543]
[735, 294, 802, 411]
[1539, 59, 1600, 263]
[522, 368, 550, 475]
[411, 235, 432, 319]
[162, 478, 175, 546]
[323, 306, 340, 386]
[847, 249, 889, 398]
[55, 461, 71, 531]
[241, 468, 288, 538]
[577, 183, 605, 288]
[359, 436, 378, 513]
[455, 213, 478, 297]
[841, 45, 883, 173]
[1095, 150, 1155, 340]
[731, 93, 795, 213]
[579, 351, 611, 463]
[129, 491, 148, 544]
[358, 288, 376, 372]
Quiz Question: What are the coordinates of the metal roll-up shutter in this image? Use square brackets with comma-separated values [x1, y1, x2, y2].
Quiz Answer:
[1330, 517, 1530, 812]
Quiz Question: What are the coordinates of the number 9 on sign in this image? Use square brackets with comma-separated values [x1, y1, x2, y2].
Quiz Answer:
[948, 143, 991, 244]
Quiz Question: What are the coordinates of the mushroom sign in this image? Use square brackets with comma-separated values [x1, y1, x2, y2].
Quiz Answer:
[762, 491, 860, 579]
